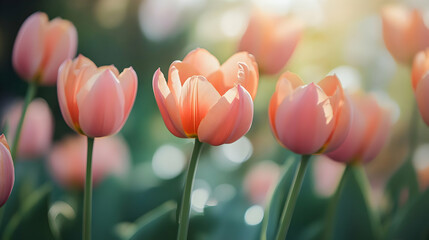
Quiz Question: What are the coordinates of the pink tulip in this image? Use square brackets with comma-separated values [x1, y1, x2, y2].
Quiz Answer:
[48, 135, 130, 189]
[412, 49, 429, 91]
[243, 161, 280, 205]
[0, 134, 14, 207]
[327, 93, 392, 164]
[153, 48, 258, 146]
[12, 12, 77, 85]
[269, 72, 352, 155]
[382, 5, 429, 64]
[5, 98, 54, 159]
[238, 9, 302, 75]
[57, 55, 138, 138]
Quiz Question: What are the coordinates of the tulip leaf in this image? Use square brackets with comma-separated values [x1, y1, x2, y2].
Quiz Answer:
[2, 183, 54, 240]
[260, 156, 297, 240]
[325, 165, 378, 240]
[115, 201, 177, 240]
[384, 160, 419, 221]
[387, 188, 429, 239]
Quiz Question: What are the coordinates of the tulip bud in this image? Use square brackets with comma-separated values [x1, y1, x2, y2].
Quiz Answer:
[0, 134, 14, 207]
[12, 12, 77, 85]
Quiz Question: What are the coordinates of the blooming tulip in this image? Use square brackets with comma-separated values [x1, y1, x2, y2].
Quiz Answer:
[13, 12, 77, 85]
[382, 5, 429, 64]
[244, 161, 280, 205]
[269, 72, 351, 155]
[57, 55, 138, 138]
[238, 10, 302, 75]
[48, 135, 130, 189]
[153, 48, 258, 146]
[0, 134, 14, 207]
[5, 98, 53, 159]
[327, 93, 392, 164]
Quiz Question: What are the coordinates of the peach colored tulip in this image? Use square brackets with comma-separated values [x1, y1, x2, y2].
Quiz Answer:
[382, 5, 429, 64]
[12, 12, 77, 85]
[153, 48, 258, 146]
[0, 134, 14, 207]
[238, 9, 302, 75]
[5, 98, 54, 159]
[412, 49, 429, 90]
[313, 155, 344, 197]
[269, 72, 351, 155]
[327, 93, 392, 164]
[48, 135, 130, 189]
[243, 161, 280, 205]
[57, 55, 138, 138]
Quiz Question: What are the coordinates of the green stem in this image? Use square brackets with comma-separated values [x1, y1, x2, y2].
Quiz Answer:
[322, 164, 351, 240]
[177, 138, 203, 240]
[11, 81, 38, 159]
[408, 102, 419, 162]
[275, 155, 310, 240]
[0, 206, 4, 228]
[83, 137, 95, 240]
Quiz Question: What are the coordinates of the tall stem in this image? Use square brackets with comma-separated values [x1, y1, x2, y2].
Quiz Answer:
[83, 137, 95, 240]
[177, 139, 203, 240]
[275, 155, 310, 240]
[11, 81, 37, 159]
[408, 102, 419, 161]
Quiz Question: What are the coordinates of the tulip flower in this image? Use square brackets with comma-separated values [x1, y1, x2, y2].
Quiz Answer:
[411, 49, 429, 126]
[5, 98, 53, 159]
[48, 135, 130, 189]
[382, 5, 429, 64]
[244, 161, 280, 205]
[57, 54, 137, 240]
[238, 9, 302, 75]
[269, 72, 352, 155]
[0, 135, 14, 207]
[57, 54, 138, 138]
[13, 12, 77, 85]
[327, 93, 392, 164]
[153, 48, 258, 146]
[153, 48, 258, 240]
[268, 72, 351, 240]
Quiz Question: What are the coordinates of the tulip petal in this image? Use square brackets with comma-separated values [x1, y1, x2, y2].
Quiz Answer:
[416, 74, 429, 126]
[269, 72, 304, 138]
[118, 67, 138, 124]
[152, 68, 186, 138]
[41, 18, 78, 85]
[12, 12, 47, 81]
[180, 76, 221, 136]
[208, 52, 259, 99]
[412, 50, 429, 91]
[0, 142, 14, 207]
[77, 70, 125, 137]
[169, 61, 200, 86]
[182, 48, 220, 76]
[323, 95, 352, 152]
[275, 83, 334, 154]
[361, 107, 391, 163]
[198, 85, 253, 145]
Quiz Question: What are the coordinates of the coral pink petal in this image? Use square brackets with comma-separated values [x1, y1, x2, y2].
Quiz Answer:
[275, 83, 334, 154]
[57, 60, 75, 130]
[182, 48, 220, 76]
[77, 70, 125, 137]
[12, 12, 47, 81]
[152, 68, 186, 138]
[168, 61, 200, 86]
[208, 52, 259, 99]
[118, 67, 138, 124]
[412, 50, 429, 91]
[41, 18, 77, 85]
[198, 85, 253, 145]
[323, 95, 352, 152]
[0, 143, 14, 207]
[180, 76, 221, 136]
[361, 108, 391, 163]
[416, 75, 429, 126]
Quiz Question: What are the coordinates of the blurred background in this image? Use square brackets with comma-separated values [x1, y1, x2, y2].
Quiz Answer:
[0, 0, 429, 239]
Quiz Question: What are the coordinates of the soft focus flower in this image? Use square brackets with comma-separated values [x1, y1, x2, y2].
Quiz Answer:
[57, 55, 138, 138]
[0, 134, 14, 207]
[269, 72, 351, 154]
[327, 92, 392, 164]
[12, 12, 77, 85]
[413, 144, 429, 190]
[411, 49, 429, 90]
[381, 5, 429, 64]
[238, 9, 302, 75]
[5, 98, 54, 159]
[153, 48, 258, 146]
[411, 49, 429, 125]
[243, 161, 280, 205]
[313, 155, 344, 197]
[48, 135, 130, 189]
